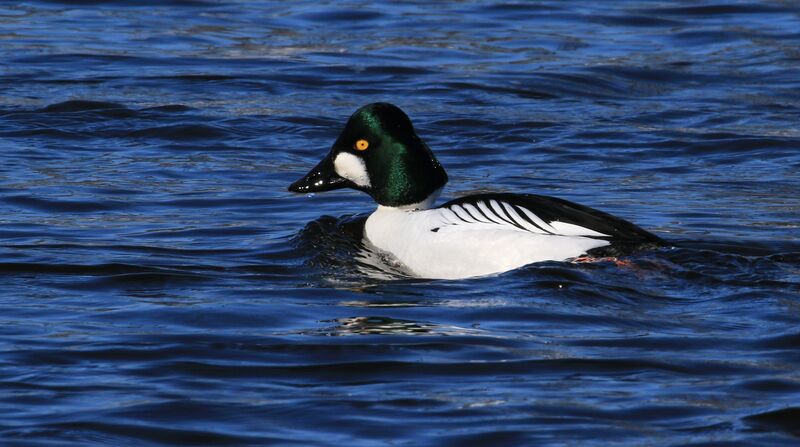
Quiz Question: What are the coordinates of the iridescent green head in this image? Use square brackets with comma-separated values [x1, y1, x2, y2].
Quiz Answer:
[289, 103, 448, 207]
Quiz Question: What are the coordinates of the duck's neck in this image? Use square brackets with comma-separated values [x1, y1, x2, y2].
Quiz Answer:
[378, 187, 443, 212]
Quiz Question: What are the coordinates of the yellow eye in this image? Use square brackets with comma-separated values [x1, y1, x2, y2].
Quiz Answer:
[354, 139, 369, 151]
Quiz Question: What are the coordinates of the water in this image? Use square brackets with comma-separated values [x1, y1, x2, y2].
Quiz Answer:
[1, 1, 799, 445]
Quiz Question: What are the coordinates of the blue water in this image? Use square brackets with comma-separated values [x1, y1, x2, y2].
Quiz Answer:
[2, 1, 799, 445]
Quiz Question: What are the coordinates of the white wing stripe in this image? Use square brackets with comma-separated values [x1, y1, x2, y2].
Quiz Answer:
[476, 201, 505, 225]
[462, 204, 491, 224]
[449, 205, 476, 223]
[549, 221, 610, 237]
[441, 199, 611, 238]
[489, 200, 509, 221]
[517, 206, 557, 233]
[489, 200, 526, 229]
[502, 202, 548, 234]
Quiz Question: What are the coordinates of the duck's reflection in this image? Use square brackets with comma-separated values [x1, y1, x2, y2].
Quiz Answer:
[295, 213, 415, 281]
[353, 239, 415, 279]
[316, 315, 485, 336]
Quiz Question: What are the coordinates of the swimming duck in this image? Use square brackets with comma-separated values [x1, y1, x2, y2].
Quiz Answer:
[289, 103, 665, 279]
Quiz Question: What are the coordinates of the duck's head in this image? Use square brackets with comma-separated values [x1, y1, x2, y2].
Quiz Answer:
[288, 103, 448, 208]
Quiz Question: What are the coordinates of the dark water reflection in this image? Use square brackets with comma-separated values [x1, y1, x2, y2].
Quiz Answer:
[1, 1, 800, 445]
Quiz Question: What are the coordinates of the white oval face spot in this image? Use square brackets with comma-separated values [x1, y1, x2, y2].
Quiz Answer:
[333, 152, 371, 188]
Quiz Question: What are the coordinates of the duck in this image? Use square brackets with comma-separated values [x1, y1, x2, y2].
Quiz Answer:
[288, 102, 665, 279]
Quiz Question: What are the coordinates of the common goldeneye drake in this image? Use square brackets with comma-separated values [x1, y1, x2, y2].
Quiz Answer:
[289, 103, 665, 279]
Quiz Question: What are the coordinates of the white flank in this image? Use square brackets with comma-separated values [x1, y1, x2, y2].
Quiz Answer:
[364, 205, 610, 280]
[333, 153, 371, 187]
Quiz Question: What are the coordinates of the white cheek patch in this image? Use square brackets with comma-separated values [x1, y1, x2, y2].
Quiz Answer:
[333, 152, 371, 188]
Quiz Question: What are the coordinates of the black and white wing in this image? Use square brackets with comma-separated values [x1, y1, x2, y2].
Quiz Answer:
[433, 193, 665, 253]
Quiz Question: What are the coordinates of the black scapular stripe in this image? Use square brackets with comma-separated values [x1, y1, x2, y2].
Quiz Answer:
[491, 200, 530, 232]
[448, 205, 473, 224]
[454, 204, 487, 224]
[513, 204, 554, 234]
[473, 201, 505, 225]
[483, 200, 520, 228]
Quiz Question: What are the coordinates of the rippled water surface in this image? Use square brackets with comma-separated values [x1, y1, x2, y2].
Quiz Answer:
[2, 1, 800, 445]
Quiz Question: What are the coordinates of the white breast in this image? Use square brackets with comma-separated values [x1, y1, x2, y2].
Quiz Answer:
[364, 204, 610, 279]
